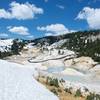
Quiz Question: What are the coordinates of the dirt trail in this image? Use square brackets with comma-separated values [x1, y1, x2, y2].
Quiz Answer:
[28, 54, 76, 63]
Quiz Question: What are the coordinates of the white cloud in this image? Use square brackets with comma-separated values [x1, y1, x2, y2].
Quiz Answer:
[45, 33, 53, 36]
[0, 9, 12, 19]
[37, 24, 75, 36]
[8, 26, 30, 35]
[0, 1, 43, 20]
[27, 35, 34, 39]
[0, 33, 8, 37]
[56, 5, 65, 10]
[76, 7, 100, 29]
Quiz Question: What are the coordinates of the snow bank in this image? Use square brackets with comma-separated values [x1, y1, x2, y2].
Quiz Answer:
[0, 60, 58, 100]
[0, 39, 13, 46]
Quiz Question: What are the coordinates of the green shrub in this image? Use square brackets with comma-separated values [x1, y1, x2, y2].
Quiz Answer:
[46, 77, 51, 84]
[86, 93, 100, 100]
[11, 39, 25, 55]
[51, 88, 58, 95]
[60, 78, 65, 83]
[0, 51, 12, 59]
[74, 89, 82, 97]
[64, 87, 72, 94]
[58, 88, 62, 93]
[84, 87, 89, 92]
[49, 78, 59, 87]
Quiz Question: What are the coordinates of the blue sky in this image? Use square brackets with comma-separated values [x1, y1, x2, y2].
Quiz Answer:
[0, 0, 100, 39]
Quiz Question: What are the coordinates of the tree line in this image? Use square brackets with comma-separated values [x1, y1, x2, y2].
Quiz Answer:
[0, 39, 26, 59]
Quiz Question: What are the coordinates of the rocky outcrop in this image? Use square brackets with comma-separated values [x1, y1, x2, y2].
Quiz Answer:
[64, 57, 98, 72]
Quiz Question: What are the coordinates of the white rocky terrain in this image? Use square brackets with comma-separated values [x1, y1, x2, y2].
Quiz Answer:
[1, 39, 100, 99]
[25, 41, 100, 95]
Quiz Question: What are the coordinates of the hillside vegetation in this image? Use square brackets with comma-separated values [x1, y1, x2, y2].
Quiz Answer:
[1, 30, 100, 62]
[0, 39, 26, 58]
[31, 30, 100, 62]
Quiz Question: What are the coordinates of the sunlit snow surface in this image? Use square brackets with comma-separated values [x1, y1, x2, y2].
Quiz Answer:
[0, 60, 58, 100]
[0, 39, 13, 52]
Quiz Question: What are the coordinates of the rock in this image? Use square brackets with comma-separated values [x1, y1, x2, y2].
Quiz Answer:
[64, 59, 73, 67]
[89, 64, 100, 79]
[64, 56, 97, 72]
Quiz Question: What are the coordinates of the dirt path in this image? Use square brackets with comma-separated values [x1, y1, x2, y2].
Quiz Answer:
[28, 54, 76, 63]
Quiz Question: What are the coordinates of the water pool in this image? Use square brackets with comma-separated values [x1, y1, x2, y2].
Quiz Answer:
[47, 66, 65, 73]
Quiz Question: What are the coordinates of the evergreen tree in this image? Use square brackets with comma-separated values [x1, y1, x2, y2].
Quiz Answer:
[11, 39, 19, 54]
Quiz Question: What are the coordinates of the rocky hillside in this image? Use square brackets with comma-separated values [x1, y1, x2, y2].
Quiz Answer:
[31, 30, 100, 62]
[1, 30, 100, 62]
[0, 39, 26, 58]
